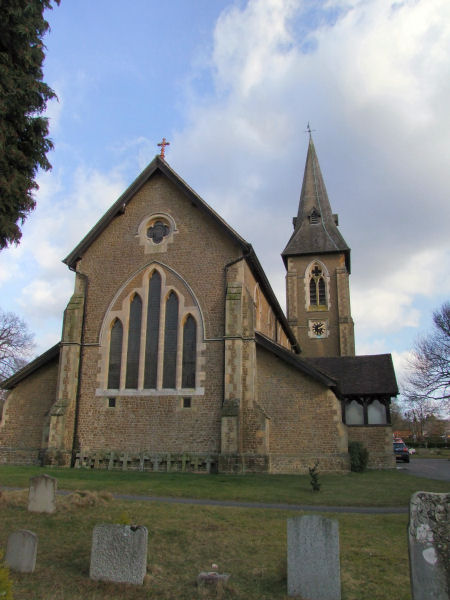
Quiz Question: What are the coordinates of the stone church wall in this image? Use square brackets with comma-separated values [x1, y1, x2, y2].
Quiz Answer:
[256, 345, 350, 473]
[347, 425, 396, 469]
[0, 358, 58, 465]
[71, 173, 241, 457]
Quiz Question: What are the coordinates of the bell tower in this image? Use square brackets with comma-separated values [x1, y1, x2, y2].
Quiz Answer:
[282, 134, 355, 357]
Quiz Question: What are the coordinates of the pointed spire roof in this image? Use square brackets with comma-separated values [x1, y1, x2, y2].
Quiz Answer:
[282, 135, 350, 271]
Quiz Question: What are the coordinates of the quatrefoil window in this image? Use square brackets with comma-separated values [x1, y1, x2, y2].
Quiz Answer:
[147, 220, 170, 244]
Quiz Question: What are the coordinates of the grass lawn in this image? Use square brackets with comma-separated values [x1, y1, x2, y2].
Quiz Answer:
[0, 465, 449, 507]
[1, 490, 411, 600]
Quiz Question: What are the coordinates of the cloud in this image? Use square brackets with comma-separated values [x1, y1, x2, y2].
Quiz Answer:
[169, 0, 450, 356]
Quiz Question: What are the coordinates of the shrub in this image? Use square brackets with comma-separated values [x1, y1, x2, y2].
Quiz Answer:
[348, 441, 369, 472]
[308, 462, 321, 492]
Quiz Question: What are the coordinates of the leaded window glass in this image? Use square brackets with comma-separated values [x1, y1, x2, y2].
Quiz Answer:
[144, 271, 161, 389]
[125, 294, 142, 388]
[163, 291, 179, 388]
[182, 315, 197, 388]
[108, 319, 123, 389]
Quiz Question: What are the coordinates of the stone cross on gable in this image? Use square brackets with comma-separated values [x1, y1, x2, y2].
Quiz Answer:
[157, 137, 170, 159]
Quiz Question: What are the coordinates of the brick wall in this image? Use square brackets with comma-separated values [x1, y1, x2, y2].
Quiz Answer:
[0, 358, 59, 464]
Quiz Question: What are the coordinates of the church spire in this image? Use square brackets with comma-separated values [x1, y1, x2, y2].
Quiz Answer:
[282, 135, 350, 271]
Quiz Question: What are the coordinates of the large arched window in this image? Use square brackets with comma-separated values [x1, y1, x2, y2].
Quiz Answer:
[101, 265, 202, 393]
[108, 319, 123, 389]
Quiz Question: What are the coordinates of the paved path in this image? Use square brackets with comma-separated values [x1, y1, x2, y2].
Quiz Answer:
[396, 458, 450, 482]
[110, 493, 408, 514]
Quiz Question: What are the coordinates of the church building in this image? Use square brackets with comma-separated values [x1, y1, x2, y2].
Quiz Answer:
[0, 136, 398, 473]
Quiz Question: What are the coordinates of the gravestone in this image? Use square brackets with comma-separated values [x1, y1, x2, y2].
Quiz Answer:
[5, 530, 38, 573]
[90, 524, 148, 585]
[287, 515, 341, 600]
[28, 474, 57, 513]
[408, 491, 449, 600]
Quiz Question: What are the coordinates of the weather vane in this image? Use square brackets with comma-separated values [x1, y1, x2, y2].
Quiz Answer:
[305, 122, 316, 137]
[157, 137, 170, 159]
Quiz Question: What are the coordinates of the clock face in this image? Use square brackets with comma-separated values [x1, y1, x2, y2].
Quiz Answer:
[309, 320, 328, 338]
[312, 322, 325, 336]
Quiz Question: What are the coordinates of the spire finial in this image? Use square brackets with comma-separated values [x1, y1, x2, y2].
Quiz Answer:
[305, 122, 316, 139]
[157, 137, 170, 159]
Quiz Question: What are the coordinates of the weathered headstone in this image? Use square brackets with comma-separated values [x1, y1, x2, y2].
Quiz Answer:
[287, 515, 341, 600]
[408, 491, 449, 600]
[89, 524, 148, 585]
[5, 530, 38, 573]
[28, 474, 57, 513]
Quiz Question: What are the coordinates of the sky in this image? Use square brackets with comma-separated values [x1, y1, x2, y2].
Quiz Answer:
[1, 0, 449, 391]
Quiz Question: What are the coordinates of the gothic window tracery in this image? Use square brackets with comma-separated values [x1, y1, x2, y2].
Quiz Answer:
[103, 266, 202, 393]
[306, 261, 329, 310]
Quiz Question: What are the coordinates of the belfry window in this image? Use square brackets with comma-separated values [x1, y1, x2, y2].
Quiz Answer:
[308, 262, 328, 309]
[104, 268, 200, 393]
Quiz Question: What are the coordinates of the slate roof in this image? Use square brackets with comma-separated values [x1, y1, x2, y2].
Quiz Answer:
[0, 344, 60, 390]
[63, 155, 300, 353]
[255, 332, 336, 388]
[282, 135, 351, 271]
[305, 354, 398, 397]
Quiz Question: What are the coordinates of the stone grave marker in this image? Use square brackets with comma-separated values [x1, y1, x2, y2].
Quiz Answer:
[5, 530, 38, 573]
[408, 491, 449, 600]
[90, 524, 148, 585]
[287, 515, 341, 600]
[28, 474, 57, 513]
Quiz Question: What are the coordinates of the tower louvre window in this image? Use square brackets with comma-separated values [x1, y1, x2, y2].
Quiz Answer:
[107, 319, 123, 389]
[309, 208, 321, 224]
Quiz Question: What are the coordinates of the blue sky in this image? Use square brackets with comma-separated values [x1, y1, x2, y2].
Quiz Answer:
[1, 0, 449, 390]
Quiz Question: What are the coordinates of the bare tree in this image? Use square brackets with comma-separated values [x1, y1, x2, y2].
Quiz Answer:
[0, 309, 34, 382]
[403, 301, 450, 413]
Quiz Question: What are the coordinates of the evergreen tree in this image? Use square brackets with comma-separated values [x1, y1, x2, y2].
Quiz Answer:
[0, 0, 60, 249]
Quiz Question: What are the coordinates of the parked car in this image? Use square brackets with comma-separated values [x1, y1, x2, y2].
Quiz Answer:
[393, 441, 410, 463]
